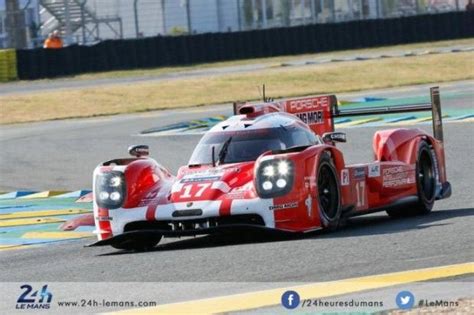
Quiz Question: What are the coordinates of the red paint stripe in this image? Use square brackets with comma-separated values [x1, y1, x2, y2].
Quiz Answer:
[97, 207, 112, 240]
[219, 199, 233, 216]
[146, 203, 158, 221]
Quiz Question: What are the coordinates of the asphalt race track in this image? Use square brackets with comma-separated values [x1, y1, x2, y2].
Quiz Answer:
[0, 82, 473, 308]
[0, 80, 472, 190]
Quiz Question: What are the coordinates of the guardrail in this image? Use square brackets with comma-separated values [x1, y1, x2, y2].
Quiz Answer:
[0, 49, 18, 82]
[15, 11, 474, 81]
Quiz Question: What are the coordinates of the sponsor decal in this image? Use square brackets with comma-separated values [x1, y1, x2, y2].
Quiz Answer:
[95, 215, 112, 221]
[368, 163, 380, 177]
[16, 284, 52, 310]
[269, 202, 298, 210]
[226, 183, 254, 198]
[182, 167, 239, 175]
[326, 132, 346, 142]
[353, 167, 366, 179]
[382, 165, 416, 187]
[227, 183, 255, 199]
[180, 167, 239, 183]
[341, 169, 350, 186]
[288, 97, 329, 111]
[296, 111, 324, 125]
[181, 175, 221, 183]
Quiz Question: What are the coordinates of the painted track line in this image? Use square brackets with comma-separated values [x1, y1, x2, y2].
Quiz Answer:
[115, 262, 473, 314]
[0, 244, 34, 251]
[0, 217, 65, 227]
[0, 208, 90, 219]
[21, 231, 93, 239]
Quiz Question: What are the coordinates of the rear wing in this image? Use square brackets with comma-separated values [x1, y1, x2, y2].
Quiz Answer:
[233, 87, 444, 141]
[332, 87, 444, 141]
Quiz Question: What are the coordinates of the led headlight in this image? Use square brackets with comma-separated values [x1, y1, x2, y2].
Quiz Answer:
[99, 191, 109, 200]
[278, 161, 289, 175]
[256, 159, 294, 198]
[262, 181, 273, 190]
[95, 171, 126, 209]
[276, 178, 287, 188]
[263, 165, 275, 177]
[109, 191, 121, 201]
[109, 176, 122, 187]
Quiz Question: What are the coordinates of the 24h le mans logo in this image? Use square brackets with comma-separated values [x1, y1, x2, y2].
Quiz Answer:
[16, 284, 53, 310]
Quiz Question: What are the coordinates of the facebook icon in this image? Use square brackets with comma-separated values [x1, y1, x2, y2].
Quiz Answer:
[281, 290, 300, 309]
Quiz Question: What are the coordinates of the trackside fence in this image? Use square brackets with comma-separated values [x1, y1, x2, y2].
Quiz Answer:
[15, 11, 474, 80]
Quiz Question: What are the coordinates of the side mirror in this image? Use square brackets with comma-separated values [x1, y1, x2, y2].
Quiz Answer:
[322, 132, 346, 144]
[128, 145, 149, 157]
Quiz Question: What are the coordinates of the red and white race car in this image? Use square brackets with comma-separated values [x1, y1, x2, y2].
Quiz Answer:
[90, 87, 451, 250]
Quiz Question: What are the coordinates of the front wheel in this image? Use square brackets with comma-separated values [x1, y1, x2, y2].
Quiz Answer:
[387, 141, 436, 218]
[111, 235, 162, 251]
[317, 152, 342, 230]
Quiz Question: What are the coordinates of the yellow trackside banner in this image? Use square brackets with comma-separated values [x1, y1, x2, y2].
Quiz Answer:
[0, 49, 18, 82]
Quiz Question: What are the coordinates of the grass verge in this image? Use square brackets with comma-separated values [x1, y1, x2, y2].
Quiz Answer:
[1, 38, 470, 84]
[1, 51, 473, 124]
[66, 38, 474, 81]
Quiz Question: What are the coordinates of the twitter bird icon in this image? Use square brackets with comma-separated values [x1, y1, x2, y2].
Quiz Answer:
[396, 290, 415, 309]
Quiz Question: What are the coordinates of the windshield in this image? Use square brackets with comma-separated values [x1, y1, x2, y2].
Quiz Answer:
[189, 126, 318, 165]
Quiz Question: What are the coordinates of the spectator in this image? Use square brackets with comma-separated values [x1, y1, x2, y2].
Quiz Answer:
[467, 0, 474, 11]
[43, 30, 63, 49]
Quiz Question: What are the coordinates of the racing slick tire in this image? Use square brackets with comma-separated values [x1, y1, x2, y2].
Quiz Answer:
[111, 235, 162, 251]
[317, 152, 342, 231]
[387, 141, 436, 218]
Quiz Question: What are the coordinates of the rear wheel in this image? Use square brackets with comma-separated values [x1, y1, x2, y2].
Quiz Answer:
[387, 141, 436, 218]
[111, 235, 162, 251]
[317, 152, 342, 230]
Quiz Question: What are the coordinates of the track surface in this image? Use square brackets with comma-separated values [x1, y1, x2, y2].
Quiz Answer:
[0, 83, 473, 304]
[0, 80, 472, 190]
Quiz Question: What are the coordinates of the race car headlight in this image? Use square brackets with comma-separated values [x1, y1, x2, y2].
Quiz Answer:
[256, 159, 294, 198]
[95, 171, 126, 209]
